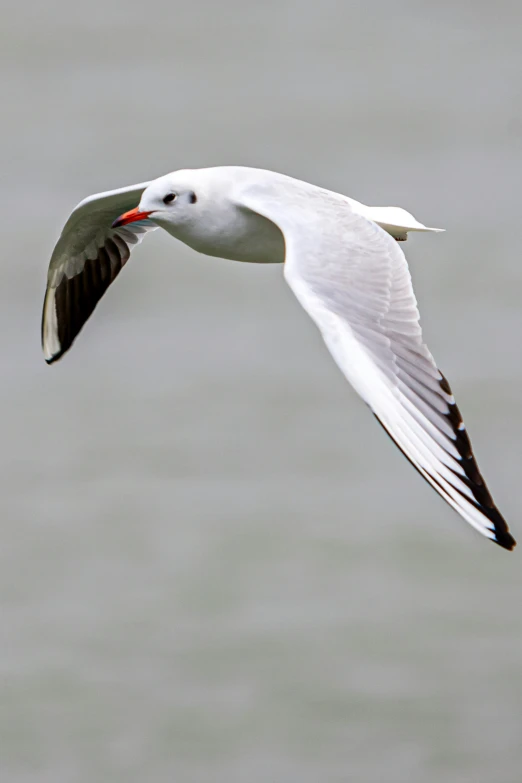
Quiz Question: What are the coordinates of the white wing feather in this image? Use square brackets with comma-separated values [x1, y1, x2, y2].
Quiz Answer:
[239, 185, 514, 549]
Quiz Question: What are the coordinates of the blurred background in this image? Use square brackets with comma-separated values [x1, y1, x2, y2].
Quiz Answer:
[2, 1, 522, 781]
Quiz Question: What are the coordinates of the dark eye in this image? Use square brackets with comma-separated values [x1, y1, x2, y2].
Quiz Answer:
[163, 193, 176, 205]
[189, 192, 197, 204]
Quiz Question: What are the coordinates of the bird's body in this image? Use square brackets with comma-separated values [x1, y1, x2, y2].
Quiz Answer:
[42, 166, 515, 550]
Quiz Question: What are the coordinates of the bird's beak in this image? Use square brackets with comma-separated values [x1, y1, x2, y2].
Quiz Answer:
[112, 207, 153, 228]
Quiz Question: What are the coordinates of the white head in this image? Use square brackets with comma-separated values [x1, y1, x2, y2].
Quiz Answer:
[113, 167, 285, 264]
[113, 169, 213, 231]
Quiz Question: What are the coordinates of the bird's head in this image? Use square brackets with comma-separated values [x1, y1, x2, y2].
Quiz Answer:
[112, 170, 203, 231]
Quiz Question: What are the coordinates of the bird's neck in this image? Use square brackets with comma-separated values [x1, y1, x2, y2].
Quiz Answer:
[164, 205, 286, 265]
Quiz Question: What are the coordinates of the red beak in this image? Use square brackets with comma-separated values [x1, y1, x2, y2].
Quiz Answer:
[112, 207, 153, 228]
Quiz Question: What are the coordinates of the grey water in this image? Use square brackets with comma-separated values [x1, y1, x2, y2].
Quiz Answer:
[2, 1, 522, 781]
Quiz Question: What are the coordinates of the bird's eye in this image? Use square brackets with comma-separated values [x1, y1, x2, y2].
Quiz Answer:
[189, 192, 197, 204]
[163, 193, 176, 205]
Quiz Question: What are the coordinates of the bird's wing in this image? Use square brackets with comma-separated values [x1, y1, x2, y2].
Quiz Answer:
[240, 189, 515, 550]
[42, 182, 156, 364]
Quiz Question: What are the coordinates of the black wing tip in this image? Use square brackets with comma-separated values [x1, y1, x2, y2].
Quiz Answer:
[493, 528, 516, 551]
[474, 505, 516, 551]
[41, 234, 131, 367]
[44, 353, 62, 365]
[439, 374, 516, 552]
[42, 334, 67, 365]
[373, 413, 517, 551]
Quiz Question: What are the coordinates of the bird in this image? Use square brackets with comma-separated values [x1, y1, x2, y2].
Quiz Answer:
[41, 166, 516, 551]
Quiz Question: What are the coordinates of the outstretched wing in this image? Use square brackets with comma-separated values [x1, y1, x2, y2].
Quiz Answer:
[240, 188, 515, 550]
[42, 182, 157, 363]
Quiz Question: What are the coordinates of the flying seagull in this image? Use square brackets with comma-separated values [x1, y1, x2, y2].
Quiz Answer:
[42, 166, 515, 550]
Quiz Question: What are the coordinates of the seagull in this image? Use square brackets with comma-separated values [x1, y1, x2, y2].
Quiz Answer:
[42, 166, 516, 550]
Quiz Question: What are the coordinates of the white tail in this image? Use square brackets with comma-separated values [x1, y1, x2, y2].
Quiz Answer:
[347, 198, 444, 241]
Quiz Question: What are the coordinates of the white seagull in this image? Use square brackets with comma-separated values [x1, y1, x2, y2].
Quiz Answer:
[42, 166, 515, 550]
